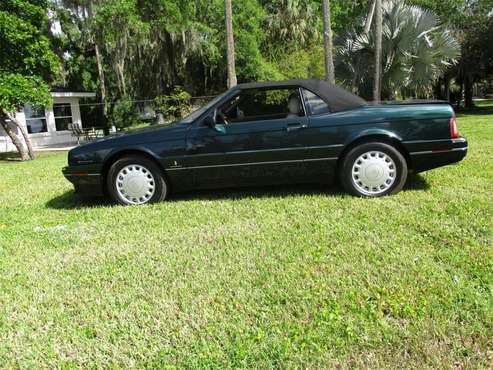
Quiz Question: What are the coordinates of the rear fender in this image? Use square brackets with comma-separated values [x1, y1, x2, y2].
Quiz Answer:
[338, 129, 411, 170]
[344, 129, 403, 145]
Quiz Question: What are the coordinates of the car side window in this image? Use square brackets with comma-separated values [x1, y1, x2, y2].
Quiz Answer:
[302, 88, 331, 115]
[219, 87, 305, 123]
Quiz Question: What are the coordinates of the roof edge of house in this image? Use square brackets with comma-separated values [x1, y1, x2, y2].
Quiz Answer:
[50, 92, 96, 98]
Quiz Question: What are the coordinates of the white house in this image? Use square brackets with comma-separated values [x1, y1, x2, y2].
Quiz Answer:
[0, 91, 96, 153]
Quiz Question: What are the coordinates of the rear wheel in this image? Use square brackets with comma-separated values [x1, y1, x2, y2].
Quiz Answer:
[340, 142, 407, 197]
[107, 155, 168, 205]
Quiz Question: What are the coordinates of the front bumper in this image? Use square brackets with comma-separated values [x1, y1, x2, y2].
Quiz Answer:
[62, 164, 104, 196]
[405, 137, 468, 172]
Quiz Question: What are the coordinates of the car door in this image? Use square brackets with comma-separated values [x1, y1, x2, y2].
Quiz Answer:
[184, 87, 318, 188]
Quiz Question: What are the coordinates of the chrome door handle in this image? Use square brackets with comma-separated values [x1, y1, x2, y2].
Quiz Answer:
[186, 142, 206, 151]
[286, 123, 308, 132]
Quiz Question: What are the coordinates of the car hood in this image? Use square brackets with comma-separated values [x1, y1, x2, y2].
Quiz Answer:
[85, 121, 189, 146]
[68, 121, 191, 161]
[98, 121, 186, 140]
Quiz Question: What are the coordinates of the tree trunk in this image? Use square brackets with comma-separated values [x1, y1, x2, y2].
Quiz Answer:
[224, 0, 237, 88]
[322, 0, 335, 84]
[0, 110, 30, 160]
[433, 78, 442, 99]
[464, 72, 474, 109]
[373, 0, 383, 102]
[364, 0, 376, 35]
[95, 43, 108, 117]
[88, 0, 109, 127]
[444, 75, 450, 102]
[164, 30, 178, 86]
[5, 111, 35, 160]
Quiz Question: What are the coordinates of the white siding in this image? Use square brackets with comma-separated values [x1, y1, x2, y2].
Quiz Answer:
[0, 95, 89, 153]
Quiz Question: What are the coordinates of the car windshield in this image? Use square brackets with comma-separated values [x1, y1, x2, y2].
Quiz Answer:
[180, 91, 228, 124]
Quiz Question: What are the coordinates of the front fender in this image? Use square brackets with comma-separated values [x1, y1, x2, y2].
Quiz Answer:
[102, 145, 161, 164]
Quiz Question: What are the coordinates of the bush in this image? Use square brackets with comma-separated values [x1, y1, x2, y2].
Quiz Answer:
[110, 97, 141, 129]
[154, 86, 192, 122]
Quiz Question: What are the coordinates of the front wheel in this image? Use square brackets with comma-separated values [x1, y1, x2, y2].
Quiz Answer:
[340, 142, 408, 197]
[107, 155, 168, 205]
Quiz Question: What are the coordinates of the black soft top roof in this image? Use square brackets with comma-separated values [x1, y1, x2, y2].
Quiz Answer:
[233, 79, 367, 112]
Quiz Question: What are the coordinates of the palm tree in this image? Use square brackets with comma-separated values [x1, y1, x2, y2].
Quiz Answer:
[335, 0, 460, 101]
[224, 0, 237, 88]
[322, 0, 335, 84]
[373, 0, 382, 101]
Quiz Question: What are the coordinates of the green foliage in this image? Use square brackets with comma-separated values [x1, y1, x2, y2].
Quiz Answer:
[154, 86, 192, 121]
[232, 0, 271, 81]
[336, 1, 460, 99]
[0, 74, 52, 112]
[50, 0, 489, 111]
[53, 0, 370, 101]
[263, 0, 321, 59]
[276, 47, 325, 79]
[110, 97, 140, 129]
[406, 0, 468, 27]
[407, 0, 493, 105]
[0, 0, 59, 111]
[459, 3, 493, 82]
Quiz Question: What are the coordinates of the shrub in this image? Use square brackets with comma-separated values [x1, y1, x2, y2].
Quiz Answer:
[154, 86, 192, 122]
[110, 97, 141, 129]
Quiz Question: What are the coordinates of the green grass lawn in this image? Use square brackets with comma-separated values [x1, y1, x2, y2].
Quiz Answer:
[0, 108, 492, 368]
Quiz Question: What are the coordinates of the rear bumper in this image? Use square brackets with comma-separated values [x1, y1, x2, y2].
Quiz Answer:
[404, 137, 468, 172]
[62, 164, 104, 196]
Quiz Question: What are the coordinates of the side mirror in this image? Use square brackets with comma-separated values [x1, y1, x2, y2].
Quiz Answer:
[202, 111, 227, 134]
[214, 124, 226, 134]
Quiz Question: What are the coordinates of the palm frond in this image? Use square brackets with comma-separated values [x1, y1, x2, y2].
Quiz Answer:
[335, 0, 460, 99]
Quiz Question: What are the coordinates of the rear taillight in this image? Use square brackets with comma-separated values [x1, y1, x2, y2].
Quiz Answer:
[450, 117, 459, 138]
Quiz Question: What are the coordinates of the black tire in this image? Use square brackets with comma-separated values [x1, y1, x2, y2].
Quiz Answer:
[107, 155, 168, 205]
[340, 142, 408, 197]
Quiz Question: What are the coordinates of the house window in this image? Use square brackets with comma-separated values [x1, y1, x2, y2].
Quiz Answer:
[53, 103, 73, 131]
[24, 105, 47, 134]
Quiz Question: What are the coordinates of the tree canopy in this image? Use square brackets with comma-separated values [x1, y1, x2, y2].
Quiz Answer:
[0, 0, 60, 159]
[0, 0, 59, 111]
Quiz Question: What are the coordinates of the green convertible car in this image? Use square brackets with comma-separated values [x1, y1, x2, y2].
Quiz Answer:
[63, 79, 467, 205]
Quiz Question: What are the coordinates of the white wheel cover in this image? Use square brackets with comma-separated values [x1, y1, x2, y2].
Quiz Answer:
[351, 151, 397, 195]
[116, 164, 156, 204]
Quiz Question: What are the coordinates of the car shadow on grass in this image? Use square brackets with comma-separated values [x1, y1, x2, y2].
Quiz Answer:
[0, 152, 22, 162]
[170, 183, 344, 202]
[46, 191, 113, 209]
[405, 173, 430, 191]
[46, 174, 430, 210]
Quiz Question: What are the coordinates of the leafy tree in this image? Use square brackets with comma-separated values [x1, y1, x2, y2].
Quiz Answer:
[407, 0, 493, 107]
[51, 0, 110, 126]
[94, 0, 147, 97]
[52, 0, 372, 106]
[0, 0, 59, 160]
[263, 0, 320, 58]
[406, 0, 467, 26]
